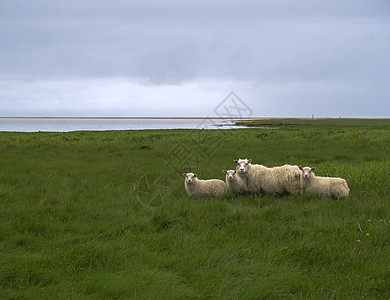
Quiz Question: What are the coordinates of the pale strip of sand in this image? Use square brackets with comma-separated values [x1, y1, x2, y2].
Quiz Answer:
[0, 116, 253, 120]
[0, 117, 388, 120]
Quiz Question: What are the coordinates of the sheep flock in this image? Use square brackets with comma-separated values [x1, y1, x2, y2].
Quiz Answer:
[183, 159, 349, 199]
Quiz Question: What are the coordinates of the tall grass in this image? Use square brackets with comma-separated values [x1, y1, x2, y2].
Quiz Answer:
[1, 119, 390, 298]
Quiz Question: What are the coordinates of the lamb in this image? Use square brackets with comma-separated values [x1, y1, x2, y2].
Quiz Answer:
[299, 166, 349, 198]
[235, 159, 301, 196]
[223, 170, 248, 195]
[183, 173, 227, 198]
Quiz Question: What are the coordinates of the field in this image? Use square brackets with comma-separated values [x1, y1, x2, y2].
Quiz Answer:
[1, 118, 390, 299]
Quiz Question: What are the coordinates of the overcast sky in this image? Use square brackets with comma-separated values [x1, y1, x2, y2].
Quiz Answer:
[0, 0, 389, 117]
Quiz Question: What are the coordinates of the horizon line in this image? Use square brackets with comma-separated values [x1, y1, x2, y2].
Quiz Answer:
[0, 117, 389, 120]
[0, 116, 255, 120]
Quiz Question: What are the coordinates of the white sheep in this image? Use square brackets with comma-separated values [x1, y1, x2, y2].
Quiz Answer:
[234, 159, 262, 196]
[183, 173, 227, 198]
[299, 166, 350, 198]
[235, 159, 301, 196]
[223, 170, 248, 195]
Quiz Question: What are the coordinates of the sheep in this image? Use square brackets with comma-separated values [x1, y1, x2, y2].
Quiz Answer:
[223, 170, 248, 195]
[183, 173, 227, 198]
[234, 159, 301, 196]
[234, 159, 262, 196]
[299, 166, 349, 198]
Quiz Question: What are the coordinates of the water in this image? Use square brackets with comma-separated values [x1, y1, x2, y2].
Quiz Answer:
[0, 118, 242, 132]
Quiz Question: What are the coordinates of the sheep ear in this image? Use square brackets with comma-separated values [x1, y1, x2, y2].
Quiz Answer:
[223, 170, 227, 174]
[298, 166, 303, 170]
[233, 170, 236, 174]
[183, 173, 187, 177]
[193, 174, 197, 178]
[234, 160, 238, 163]
[311, 168, 316, 172]
[248, 159, 252, 163]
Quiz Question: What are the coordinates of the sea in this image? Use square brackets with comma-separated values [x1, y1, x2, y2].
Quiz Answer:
[0, 118, 243, 132]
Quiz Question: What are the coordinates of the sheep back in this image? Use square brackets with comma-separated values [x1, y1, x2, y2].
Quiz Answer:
[185, 179, 227, 198]
[304, 176, 349, 198]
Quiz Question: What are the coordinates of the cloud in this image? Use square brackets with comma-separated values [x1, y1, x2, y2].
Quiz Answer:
[1, 76, 388, 118]
[1, 1, 389, 81]
[0, 77, 256, 116]
[0, 0, 389, 116]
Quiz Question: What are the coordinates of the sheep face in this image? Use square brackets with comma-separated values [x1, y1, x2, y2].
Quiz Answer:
[235, 159, 251, 174]
[223, 170, 236, 180]
[299, 166, 316, 179]
[183, 172, 197, 184]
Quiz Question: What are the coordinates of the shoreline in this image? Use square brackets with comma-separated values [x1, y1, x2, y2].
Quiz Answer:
[0, 117, 256, 120]
[0, 117, 389, 120]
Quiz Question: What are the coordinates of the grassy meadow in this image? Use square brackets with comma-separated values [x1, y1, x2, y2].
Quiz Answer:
[1, 118, 390, 299]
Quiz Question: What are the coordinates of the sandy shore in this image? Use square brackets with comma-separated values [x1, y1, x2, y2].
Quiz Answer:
[0, 117, 259, 120]
[0, 117, 389, 120]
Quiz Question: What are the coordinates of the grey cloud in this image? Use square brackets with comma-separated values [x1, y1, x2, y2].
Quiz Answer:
[1, 1, 389, 81]
[0, 0, 389, 117]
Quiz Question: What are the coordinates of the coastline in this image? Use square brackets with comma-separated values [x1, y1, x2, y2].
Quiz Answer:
[1, 117, 389, 132]
[0, 116, 256, 120]
[0, 117, 388, 120]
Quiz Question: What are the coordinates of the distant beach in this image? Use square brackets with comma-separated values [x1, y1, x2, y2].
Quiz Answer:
[0, 117, 387, 120]
[0, 117, 255, 120]
[0, 117, 249, 132]
[1, 117, 388, 132]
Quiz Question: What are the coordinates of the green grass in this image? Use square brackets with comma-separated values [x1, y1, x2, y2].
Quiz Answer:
[1, 119, 390, 299]
[236, 117, 390, 129]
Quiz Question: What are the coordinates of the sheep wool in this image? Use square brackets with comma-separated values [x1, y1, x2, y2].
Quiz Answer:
[299, 166, 350, 198]
[235, 159, 263, 195]
[183, 173, 227, 198]
[235, 159, 301, 196]
[223, 170, 248, 194]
